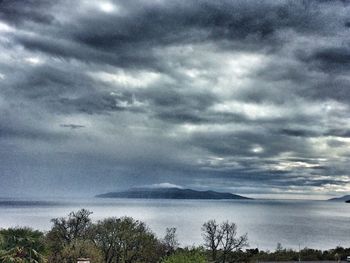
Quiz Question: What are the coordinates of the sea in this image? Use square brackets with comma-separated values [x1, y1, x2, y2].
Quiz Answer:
[0, 197, 349, 251]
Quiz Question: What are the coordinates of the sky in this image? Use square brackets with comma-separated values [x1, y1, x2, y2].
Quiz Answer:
[0, 0, 350, 199]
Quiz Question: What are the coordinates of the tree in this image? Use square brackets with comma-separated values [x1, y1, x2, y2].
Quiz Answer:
[202, 220, 248, 263]
[91, 217, 162, 263]
[60, 240, 103, 263]
[220, 221, 248, 263]
[162, 228, 179, 255]
[90, 217, 122, 263]
[276, 243, 283, 252]
[46, 209, 93, 263]
[49, 209, 92, 244]
[0, 227, 46, 263]
[201, 220, 222, 261]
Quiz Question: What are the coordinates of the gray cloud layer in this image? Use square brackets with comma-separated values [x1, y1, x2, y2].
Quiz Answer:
[0, 0, 350, 198]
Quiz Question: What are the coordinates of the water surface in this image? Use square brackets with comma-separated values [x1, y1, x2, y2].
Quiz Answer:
[0, 197, 349, 250]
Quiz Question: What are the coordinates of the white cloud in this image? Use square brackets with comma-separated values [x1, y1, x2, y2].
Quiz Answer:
[88, 70, 169, 89]
[24, 57, 43, 65]
[0, 22, 14, 32]
[141, 182, 184, 189]
[99, 2, 117, 13]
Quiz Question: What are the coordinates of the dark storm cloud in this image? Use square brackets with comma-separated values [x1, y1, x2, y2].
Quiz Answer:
[15, 33, 161, 69]
[190, 129, 315, 159]
[0, 0, 55, 25]
[0, 124, 66, 141]
[312, 47, 350, 66]
[298, 47, 350, 73]
[325, 129, 350, 138]
[60, 124, 85, 129]
[9, 65, 92, 98]
[279, 128, 318, 137]
[0, 0, 350, 198]
[64, 0, 343, 51]
[56, 91, 143, 114]
[9, 0, 346, 68]
[277, 128, 350, 139]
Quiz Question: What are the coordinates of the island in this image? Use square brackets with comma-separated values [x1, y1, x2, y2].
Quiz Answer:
[328, 195, 350, 202]
[96, 187, 252, 200]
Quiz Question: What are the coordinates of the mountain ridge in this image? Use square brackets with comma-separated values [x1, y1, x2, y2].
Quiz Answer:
[96, 187, 252, 200]
[328, 195, 350, 202]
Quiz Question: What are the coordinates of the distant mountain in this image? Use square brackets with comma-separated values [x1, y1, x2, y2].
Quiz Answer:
[96, 187, 252, 200]
[328, 195, 350, 202]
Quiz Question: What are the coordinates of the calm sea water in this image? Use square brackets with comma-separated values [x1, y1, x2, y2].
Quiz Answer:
[0, 198, 349, 250]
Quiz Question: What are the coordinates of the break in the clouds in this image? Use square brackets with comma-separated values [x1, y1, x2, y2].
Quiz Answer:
[0, 0, 350, 198]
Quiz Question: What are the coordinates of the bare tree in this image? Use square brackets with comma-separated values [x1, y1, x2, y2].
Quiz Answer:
[202, 220, 248, 263]
[202, 220, 223, 261]
[220, 221, 248, 263]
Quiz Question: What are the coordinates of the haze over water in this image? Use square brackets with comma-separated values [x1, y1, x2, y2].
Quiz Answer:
[0, 198, 349, 251]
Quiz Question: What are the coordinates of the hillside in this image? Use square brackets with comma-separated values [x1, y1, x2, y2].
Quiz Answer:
[96, 187, 252, 200]
[328, 195, 350, 202]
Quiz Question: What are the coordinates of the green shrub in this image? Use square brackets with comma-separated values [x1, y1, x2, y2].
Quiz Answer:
[162, 249, 207, 263]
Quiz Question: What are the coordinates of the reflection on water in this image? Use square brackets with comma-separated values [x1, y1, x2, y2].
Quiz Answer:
[0, 198, 349, 250]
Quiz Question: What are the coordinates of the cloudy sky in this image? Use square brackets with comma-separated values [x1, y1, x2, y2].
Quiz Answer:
[0, 0, 349, 199]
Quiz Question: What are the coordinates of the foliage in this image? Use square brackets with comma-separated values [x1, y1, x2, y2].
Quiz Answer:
[244, 245, 350, 262]
[0, 227, 46, 263]
[162, 227, 179, 255]
[60, 240, 103, 263]
[162, 248, 207, 263]
[89, 217, 121, 263]
[1, 210, 350, 263]
[49, 209, 92, 244]
[46, 209, 93, 263]
[91, 216, 163, 263]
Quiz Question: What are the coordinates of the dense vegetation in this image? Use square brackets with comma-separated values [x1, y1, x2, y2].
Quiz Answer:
[0, 209, 349, 263]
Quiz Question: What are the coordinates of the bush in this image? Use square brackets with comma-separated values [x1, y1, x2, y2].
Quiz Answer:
[60, 240, 104, 263]
[0, 227, 46, 263]
[162, 248, 208, 263]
